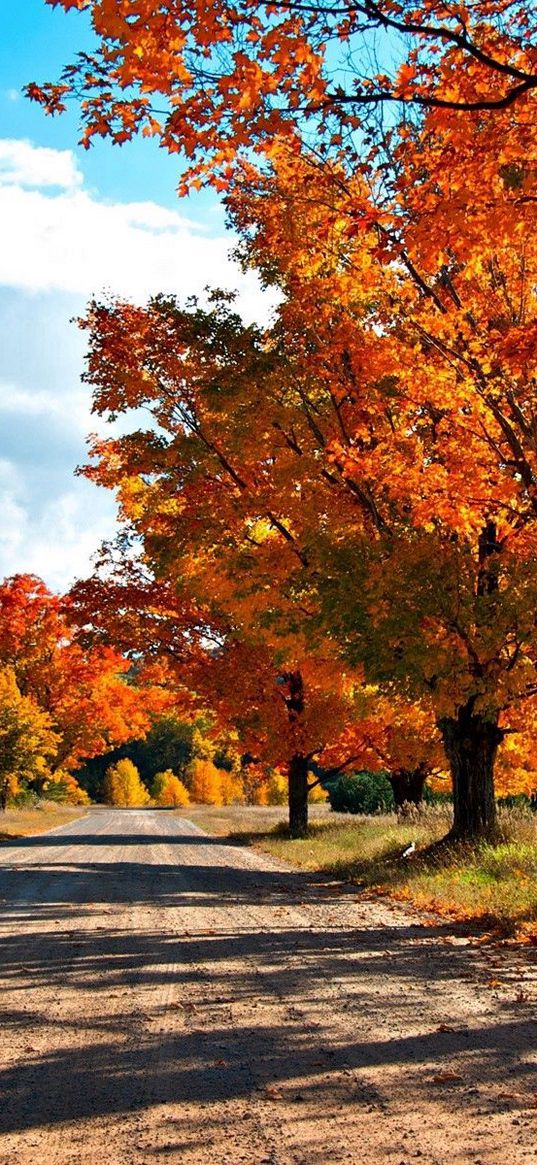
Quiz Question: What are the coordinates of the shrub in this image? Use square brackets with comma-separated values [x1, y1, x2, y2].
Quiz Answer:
[103, 758, 150, 807]
[266, 770, 287, 805]
[328, 770, 395, 815]
[188, 757, 224, 805]
[218, 768, 244, 805]
[152, 769, 190, 807]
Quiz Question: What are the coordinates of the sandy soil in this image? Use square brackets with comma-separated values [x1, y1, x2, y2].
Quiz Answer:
[0, 808, 536, 1165]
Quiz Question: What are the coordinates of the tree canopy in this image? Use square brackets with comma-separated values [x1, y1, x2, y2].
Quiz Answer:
[27, 0, 537, 838]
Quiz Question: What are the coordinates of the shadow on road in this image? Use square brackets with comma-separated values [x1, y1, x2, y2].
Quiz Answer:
[0, 832, 225, 849]
[0, 819, 536, 1147]
[0, 1007, 534, 1136]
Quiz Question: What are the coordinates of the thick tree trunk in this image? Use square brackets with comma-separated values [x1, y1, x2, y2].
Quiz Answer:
[288, 753, 309, 838]
[438, 701, 501, 840]
[390, 764, 427, 810]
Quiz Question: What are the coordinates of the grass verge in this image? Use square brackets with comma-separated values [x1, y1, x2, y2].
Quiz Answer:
[0, 802, 88, 842]
[182, 803, 537, 938]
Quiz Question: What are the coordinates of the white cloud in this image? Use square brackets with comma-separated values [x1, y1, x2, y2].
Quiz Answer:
[0, 138, 271, 321]
[0, 138, 275, 591]
[0, 456, 117, 592]
[0, 381, 86, 423]
[0, 138, 82, 190]
[0, 459, 26, 556]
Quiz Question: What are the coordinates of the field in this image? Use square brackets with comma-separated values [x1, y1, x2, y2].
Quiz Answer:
[184, 803, 537, 937]
[0, 802, 88, 841]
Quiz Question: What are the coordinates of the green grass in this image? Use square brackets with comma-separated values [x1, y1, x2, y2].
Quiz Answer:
[182, 803, 537, 937]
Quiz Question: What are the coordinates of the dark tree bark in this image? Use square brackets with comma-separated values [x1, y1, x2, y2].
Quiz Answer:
[438, 700, 501, 840]
[288, 751, 309, 838]
[280, 669, 310, 837]
[390, 764, 427, 810]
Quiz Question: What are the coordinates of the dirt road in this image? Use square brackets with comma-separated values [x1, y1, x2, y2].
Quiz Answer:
[0, 809, 536, 1165]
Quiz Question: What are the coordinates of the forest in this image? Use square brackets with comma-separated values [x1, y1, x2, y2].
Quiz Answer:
[4, 0, 537, 918]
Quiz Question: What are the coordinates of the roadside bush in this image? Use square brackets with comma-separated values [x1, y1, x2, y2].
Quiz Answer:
[103, 758, 151, 807]
[265, 771, 287, 805]
[328, 771, 395, 815]
[309, 780, 328, 803]
[152, 769, 190, 807]
[218, 768, 244, 804]
[188, 757, 224, 805]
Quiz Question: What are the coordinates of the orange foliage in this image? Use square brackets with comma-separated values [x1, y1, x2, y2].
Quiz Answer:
[188, 758, 225, 805]
[33, 0, 537, 835]
[0, 574, 167, 781]
[152, 770, 190, 807]
[32, 1, 537, 197]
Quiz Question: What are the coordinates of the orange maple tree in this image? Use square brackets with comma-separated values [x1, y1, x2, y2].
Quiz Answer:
[29, 0, 537, 839]
[66, 293, 442, 834]
[0, 574, 166, 783]
[30, 1, 537, 196]
[224, 140, 537, 838]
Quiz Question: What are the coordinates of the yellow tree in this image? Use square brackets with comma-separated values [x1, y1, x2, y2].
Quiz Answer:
[0, 667, 57, 811]
[103, 758, 151, 807]
[152, 769, 190, 807]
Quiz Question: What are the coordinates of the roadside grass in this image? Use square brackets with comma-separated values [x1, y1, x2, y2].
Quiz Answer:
[0, 801, 88, 842]
[183, 802, 537, 937]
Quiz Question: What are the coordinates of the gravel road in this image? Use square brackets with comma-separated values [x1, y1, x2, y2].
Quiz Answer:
[0, 808, 536, 1165]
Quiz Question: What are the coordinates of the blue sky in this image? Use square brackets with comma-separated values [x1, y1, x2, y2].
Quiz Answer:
[0, 0, 268, 591]
[0, 0, 197, 212]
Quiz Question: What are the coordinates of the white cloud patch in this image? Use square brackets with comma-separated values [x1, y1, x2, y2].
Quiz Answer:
[0, 138, 269, 319]
[0, 379, 117, 590]
[0, 137, 83, 191]
[0, 469, 117, 592]
[0, 139, 275, 590]
[0, 381, 86, 423]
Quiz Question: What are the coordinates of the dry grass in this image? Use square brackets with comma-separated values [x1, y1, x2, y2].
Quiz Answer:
[0, 802, 88, 842]
[182, 802, 537, 936]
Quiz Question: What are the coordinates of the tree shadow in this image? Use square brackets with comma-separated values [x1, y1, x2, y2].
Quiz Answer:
[1, 1000, 536, 1138]
[1, 816, 537, 1148]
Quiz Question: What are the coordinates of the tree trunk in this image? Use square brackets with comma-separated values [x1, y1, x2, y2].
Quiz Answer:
[288, 753, 309, 838]
[390, 764, 427, 810]
[438, 701, 501, 840]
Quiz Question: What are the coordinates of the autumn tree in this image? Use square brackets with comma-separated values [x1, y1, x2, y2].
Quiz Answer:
[151, 769, 190, 807]
[319, 690, 443, 810]
[31, 0, 537, 196]
[187, 758, 223, 805]
[224, 146, 537, 839]
[74, 213, 537, 839]
[30, 0, 537, 841]
[0, 667, 57, 811]
[68, 291, 445, 833]
[0, 574, 166, 780]
[103, 758, 151, 807]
